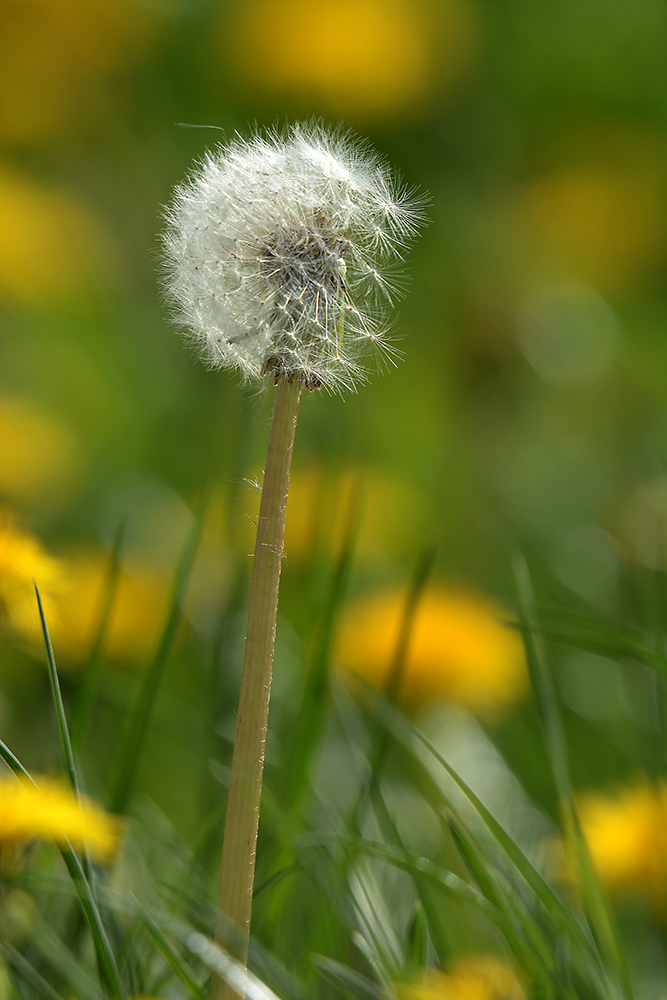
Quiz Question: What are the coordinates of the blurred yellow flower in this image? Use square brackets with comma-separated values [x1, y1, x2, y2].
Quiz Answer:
[0, 775, 120, 861]
[501, 128, 667, 294]
[578, 780, 667, 910]
[616, 475, 667, 572]
[0, 165, 114, 304]
[281, 465, 431, 564]
[335, 586, 528, 716]
[0, 396, 83, 507]
[221, 0, 480, 122]
[0, 0, 156, 144]
[0, 508, 63, 643]
[51, 551, 169, 666]
[400, 956, 525, 1000]
[232, 465, 431, 566]
[522, 167, 666, 293]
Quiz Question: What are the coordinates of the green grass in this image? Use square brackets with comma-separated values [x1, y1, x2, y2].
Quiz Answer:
[3, 516, 666, 1000]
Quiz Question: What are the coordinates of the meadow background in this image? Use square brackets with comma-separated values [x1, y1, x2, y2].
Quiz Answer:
[2, 0, 667, 997]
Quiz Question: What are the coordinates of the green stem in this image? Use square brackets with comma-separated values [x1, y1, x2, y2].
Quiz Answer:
[211, 377, 301, 1000]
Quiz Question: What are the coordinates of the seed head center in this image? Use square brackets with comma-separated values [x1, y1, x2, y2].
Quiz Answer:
[259, 217, 350, 327]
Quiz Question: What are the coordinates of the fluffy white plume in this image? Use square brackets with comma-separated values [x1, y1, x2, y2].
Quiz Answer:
[162, 122, 424, 392]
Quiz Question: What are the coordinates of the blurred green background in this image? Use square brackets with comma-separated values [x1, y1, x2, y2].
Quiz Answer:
[2, 0, 667, 981]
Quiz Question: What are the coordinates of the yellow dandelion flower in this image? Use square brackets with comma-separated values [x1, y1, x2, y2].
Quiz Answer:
[51, 550, 170, 666]
[232, 465, 431, 568]
[219, 0, 480, 122]
[281, 465, 431, 564]
[0, 396, 83, 507]
[616, 474, 667, 572]
[522, 167, 666, 293]
[0, 0, 156, 144]
[335, 586, 528, 717]
[500, 128, 667, 295]
[400, 956, 526, 1000]
[0, 165, 115, 305]
[0, 776, 121, 861]
[0, 508, 63, 643]
[577, 780, 667, 911]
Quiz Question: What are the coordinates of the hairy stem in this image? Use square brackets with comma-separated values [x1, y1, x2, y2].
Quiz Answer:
[211, 377, 301, 1000]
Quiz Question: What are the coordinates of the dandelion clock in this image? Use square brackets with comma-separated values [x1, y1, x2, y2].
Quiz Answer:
[162, 121, 423, 392]
[161, 121, 424, 1000]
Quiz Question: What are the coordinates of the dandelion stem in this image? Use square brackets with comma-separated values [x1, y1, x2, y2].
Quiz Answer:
[212, 376, 301, 1000]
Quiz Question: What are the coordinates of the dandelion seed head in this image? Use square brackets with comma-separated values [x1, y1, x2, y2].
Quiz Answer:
[162, 122, 424, 392]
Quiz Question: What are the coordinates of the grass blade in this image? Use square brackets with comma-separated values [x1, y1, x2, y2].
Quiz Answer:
[71, 517, 127, 753]
[445, 811, 555, 984]
[0, 742, 123, 999]
[312, 955, 384, 1000]
[347, 542, 437, 840]
[283, 476, 361, 813]
[366, 691, 599, 962]
[512, 555, 632, 1000]
[0, 737, 32, 780]
[110, 508, 202, 814]
[536, 606, 667, 674]
[28, 916, 107, 1000]
[135, 903, 209, 1000]
[59, 845, 124, 998]
[0, 941, 65, 1000]
[301, 831, 508, 929]
[34, 582, 77, 793]
[369, 698, 626, 998]
[405, 901, 429, 972]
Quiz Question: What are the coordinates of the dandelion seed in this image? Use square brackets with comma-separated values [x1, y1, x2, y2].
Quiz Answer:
[162, 121, 424, 392]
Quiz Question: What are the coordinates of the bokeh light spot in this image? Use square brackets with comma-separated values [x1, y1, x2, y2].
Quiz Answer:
[221, 0, 480, 121]
[335, 586, 528, 717]
[0, 397, 84, 508]
[517, 283, 620, 384]
[0, 166, 115, 304]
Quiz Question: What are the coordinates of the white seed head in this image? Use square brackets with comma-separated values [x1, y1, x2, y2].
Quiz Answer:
[161, 122, 424, 392]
